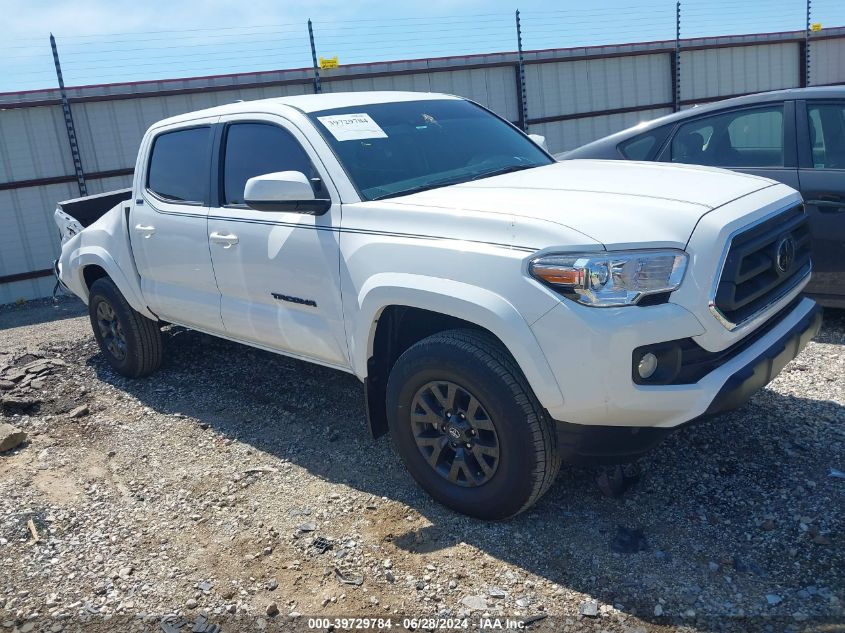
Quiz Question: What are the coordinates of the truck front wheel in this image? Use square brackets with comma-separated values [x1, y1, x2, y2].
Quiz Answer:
[88, 277, 162, 378]
[386, 329, 560, 519]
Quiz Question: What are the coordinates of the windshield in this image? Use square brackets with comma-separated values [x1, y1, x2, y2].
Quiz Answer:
[308, 99, 553, 201]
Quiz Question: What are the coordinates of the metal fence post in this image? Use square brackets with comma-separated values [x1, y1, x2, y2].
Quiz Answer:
[805, 0, 812, 86]
[515, 10, 529, 131]
[49, 34, 87, 197]
[308, 19, 322, 94]
[674, 1, 681, 112]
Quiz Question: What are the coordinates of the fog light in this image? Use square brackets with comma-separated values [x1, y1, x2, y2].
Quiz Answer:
[637, 352, 658, 379]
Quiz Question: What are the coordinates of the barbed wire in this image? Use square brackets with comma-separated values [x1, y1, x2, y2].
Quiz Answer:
[1, 3, 844, 93]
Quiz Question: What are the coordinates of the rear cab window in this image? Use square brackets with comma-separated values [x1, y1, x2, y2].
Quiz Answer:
[146, 126, 212, 204]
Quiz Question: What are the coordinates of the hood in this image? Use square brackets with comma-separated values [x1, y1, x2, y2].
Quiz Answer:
[390, 160, 778, 249]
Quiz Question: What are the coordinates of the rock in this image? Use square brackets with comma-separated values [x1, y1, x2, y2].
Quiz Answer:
[761, 519, 776, 531]
[812, 535, 831, 546]
[186, 598, 198, 609]
[0, 423, 27, 452]
[766, 594, 783, 606]
[383, 559, 392, 569]
[488, 586, 507, 599]
[118, 566, 133, 579]
[654, 604, 664, 616]
[708, 561, 720, 572]
[68, 405, 89, 419]
[0, 380, 15, 390]
[226, 604, 237, 614]
[580, 599, 599, 617]
[461, 595, 487, 611]
[266, 579, 278, 591]
[448, 580, 457, 589]
[297, 522, 316, 532]
[516, 598, 530, 608]
[610, 526, 648, 553]
[384, 570, 395, 583]
[266, 602, 279, 617]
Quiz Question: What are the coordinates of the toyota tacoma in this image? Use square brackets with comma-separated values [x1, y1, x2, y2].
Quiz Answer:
[54, 91, 821, 519]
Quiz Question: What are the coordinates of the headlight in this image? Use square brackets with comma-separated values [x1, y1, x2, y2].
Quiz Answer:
[529, 250, 688, 307]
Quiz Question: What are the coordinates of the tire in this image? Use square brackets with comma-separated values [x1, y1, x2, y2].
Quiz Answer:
[386, 329, 560, 519]
[88, 277, 162, 378]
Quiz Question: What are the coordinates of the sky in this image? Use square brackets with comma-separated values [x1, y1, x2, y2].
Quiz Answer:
[2, 0, 844, 93]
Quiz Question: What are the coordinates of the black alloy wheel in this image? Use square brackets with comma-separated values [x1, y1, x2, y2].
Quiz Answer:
[410, 380, 500, 487]
[95, 299, 128, 362]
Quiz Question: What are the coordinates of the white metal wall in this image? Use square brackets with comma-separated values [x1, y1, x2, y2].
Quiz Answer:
[809, 38, 845, 85]
[0, 105, 73, 182]
[525, 54, 672, 119]
[322, 66, 520, 123]
[1, 29, 844, 303]
[680, 43, 801, 102]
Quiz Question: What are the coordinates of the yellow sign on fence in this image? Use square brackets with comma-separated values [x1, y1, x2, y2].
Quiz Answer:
[810, 23, 823, 32]
[319, 56, 339, 69]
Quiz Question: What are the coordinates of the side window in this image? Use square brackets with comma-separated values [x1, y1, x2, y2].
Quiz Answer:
[671, 106, 784, 168]
[807, 103, 845, 169]
[618, 125, 671, 161]
[222, 123, 315, 206]
[147, 127, 211, 203]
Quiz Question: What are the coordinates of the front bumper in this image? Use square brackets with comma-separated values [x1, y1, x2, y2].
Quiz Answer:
[545, 299, 822, 464]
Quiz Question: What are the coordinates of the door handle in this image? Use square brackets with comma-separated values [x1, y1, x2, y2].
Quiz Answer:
[209, 231, 239, 248]
[805, 198, 845, 213]
[134, 224, 156, 238]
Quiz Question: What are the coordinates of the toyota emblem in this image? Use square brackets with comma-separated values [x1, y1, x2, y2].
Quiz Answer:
[775, 235, 796, 274]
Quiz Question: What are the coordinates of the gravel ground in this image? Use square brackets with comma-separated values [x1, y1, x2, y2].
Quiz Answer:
[0, 296, 843, 633]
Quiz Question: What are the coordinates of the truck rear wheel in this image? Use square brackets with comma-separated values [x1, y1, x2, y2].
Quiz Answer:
[386, 329, 560, 519]
[88, 277, 162, 378]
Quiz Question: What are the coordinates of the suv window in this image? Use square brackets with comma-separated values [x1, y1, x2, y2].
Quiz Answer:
[807, 103, 845, 169]
[618, 125, 671, 161]
[222, 123, 314, 206]
[147, 127, 211, 203]
[670, 106, 784, 168]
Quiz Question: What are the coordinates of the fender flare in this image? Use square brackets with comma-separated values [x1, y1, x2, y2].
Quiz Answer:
[353, 273, 565, 412]
[71, 246, 157, 320]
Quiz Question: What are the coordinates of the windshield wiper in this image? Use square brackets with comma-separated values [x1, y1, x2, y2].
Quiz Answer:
[369, 176, 468, 201]
[368, 164, 537, 201]
[468, 164, 536, 181]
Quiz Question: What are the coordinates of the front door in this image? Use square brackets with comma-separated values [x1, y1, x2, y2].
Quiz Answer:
[798, 99, 845, 302]
[660, 102, 801, 189]
[130, 120, 225, 333]
[207, 115, 349, 368]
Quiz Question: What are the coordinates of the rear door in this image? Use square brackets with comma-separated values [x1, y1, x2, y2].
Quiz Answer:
[207, 114, 349, 368]
[657, 102, 800, 189]
[130, 119, 225, 333]
[797, 99, 845, 303]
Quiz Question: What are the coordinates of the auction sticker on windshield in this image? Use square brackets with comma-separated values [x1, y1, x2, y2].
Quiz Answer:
[317, 113, 388, 141]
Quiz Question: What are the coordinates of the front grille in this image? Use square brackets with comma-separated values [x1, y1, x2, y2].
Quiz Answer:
[713, 205, 811, 327]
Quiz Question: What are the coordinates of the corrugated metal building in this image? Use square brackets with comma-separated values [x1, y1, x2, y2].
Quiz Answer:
[1, 26, 843, 303]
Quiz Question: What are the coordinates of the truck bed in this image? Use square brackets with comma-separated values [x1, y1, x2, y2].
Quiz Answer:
[57, 188, 132, 228]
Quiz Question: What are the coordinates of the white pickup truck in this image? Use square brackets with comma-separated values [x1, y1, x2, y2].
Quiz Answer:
[55, 91, 821, 519]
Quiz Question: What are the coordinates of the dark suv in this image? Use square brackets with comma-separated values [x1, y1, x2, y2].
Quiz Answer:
[558, 87, 845, 307]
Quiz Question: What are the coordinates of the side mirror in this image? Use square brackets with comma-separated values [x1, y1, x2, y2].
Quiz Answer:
[528, 133, 549, 151]
[244, 171, 331, 215]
